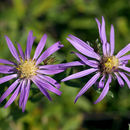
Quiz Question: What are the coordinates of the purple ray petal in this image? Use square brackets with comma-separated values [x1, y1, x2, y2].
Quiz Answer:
[73, 52, 98, 68]
[120, 60, 128, 66]
[33, 34, 47, 60]
[101, 16, 107, 45]
[37, 69, 64, 75]
[17, 43, 25, 60]
[32, 76, 62, 95]
[74, 72, 100, 103]
[102, 42, 107, 56]
[22, 79, 30, 112]
[37, 74, 60, 89]
[5, 36, 20, 62]
[67, 38, 100, 60]
[31, 78, 52, 101]
[101, 16, 107, 56]
[119, 72, 130, 88]
[88, 60, 99, 65]
[110, 25, 115, 56]
[94, 74, 112, 104]
[36, 42, 64, 65]
[0, 79, 20, 103]
[4, 81, 22, 108]
[95, 18, 101, 37]
[118, 66, 130, 73]
[0, 59, 16, 65]
[62, 68, 98, 82]
[0, 74, 17, 84]
[98, 75, 105, 88]
[114, 72, 124, 87]
[25, 31, 35, 60]
[116, 43, 130, 58]
[106, 43, 110, 56]
[39, 61, 85, 70]
[119, 54, 130, 61]
[0, 65, 15, 74]
[68, 34, 94, 52]
[19, 80, 25, 108]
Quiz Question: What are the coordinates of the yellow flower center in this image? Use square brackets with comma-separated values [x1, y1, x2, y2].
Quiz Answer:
[100, 56, 119, 74]
[17, 60, 37, 79]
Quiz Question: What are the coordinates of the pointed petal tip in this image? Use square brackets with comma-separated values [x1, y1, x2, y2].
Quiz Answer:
[68, 34, 72, 37]
[66, 37, 70, 41]
[111, 24, 114, 27]
[102, 16, 105, 20]
[22, 109, 25, 112]
[58, 42, 64, 48]
[43, 34, 47, 40]
[61, 79, 66, 82]
[95, 18, 99, 22]
[4, 35, 10, 41]
[94, 101, 98, 104]
[57, 91, 62, 96]
[74, 97, 78, 104]
[4, 105, 8, 109]
[49, 98, 52, 101]
[4, 35, 8, 38]
[110, 24, 114, 32]
[29, 30, 33, 34]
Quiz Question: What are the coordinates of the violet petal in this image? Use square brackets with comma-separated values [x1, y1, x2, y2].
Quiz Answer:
[0, 65, 15, 74]
[62, 68, 98, 82]
[94, 74, 112, 104]
[32, 76, 62, 95]
[36, 41, 64, 65]
[32, 78, 52, 101]
[74, 72, 100, 103]
[68, 34, 94, 52]
[37, 69, 64, 75]
[95, 18, 101, 38]
[5, 36, 20, 62]
[39, 61, 85, 70]
[37, 74, 60, 89]
[33, 34, 47, 60]
[67, 38, 100, 60]
[114, 72, 124, 87]
[25, 31, 35, 60]
[4, 81, 22, 108]
[0, 79, 19, 103]
[118, 66, 130, 73]
[116, 43, 130, 58]
[110, 25, 115, 56]
[22, 79, 30, 112]
[98, 75, 105, 88]
[119, 72, 130, 88]
[119, 54, 130, 61]
[0, 59, 16, 65]
[73, 52, 98, 68]
[0, 74, 17, 84]
[17, 43, 25, 60]
[19, 80, 26, 108]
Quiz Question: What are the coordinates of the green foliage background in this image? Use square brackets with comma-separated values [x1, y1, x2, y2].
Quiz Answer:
[0, 0, 130, 130]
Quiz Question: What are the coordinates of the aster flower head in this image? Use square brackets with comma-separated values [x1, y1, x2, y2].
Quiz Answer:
[0, 31, 64, 112]
[62, 16, 130, 104]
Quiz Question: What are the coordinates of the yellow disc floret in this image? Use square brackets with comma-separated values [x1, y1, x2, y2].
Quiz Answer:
[17, 59, 37, 79]
[100, 56, 119, 74]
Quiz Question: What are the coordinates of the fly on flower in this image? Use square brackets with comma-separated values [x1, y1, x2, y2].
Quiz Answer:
[0, 31, 65, 112]
[61, 16, 130, 104]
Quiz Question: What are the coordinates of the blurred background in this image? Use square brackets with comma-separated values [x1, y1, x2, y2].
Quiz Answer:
[0, 0, 130, 130]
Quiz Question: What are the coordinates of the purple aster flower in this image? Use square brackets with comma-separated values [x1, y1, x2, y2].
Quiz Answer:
[61, 16, 130, 104]
[0, 31, 66, 112]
